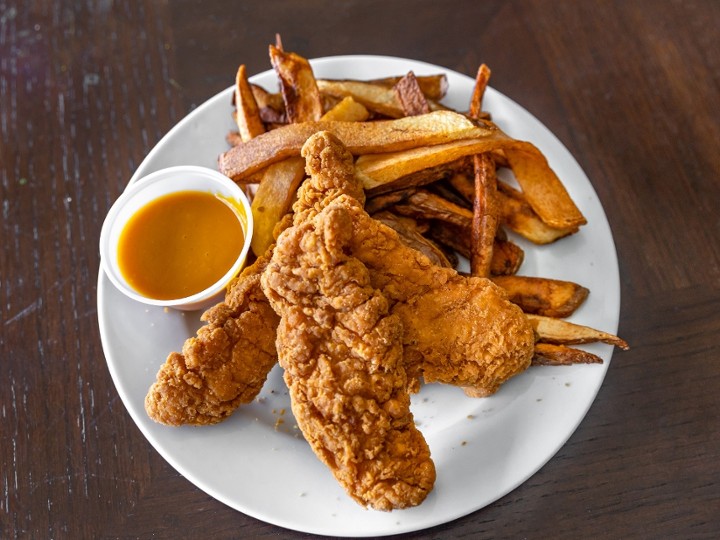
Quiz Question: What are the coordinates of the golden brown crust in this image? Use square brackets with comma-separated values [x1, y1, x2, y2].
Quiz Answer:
[261, 132, 435, 510]
[144, 253, 279, 426]
[347, 204, 535, 395]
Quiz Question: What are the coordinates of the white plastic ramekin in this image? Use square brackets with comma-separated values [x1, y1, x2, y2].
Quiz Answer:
[99, 165, 254, 311]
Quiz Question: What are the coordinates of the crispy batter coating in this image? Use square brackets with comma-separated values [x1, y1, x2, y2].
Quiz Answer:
[261, 132, 435, 510]
[144, 253, 279, 426]
[348, 206, 535, 396]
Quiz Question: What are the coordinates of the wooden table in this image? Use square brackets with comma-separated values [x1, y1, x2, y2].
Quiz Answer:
[3, 1, 718, 537]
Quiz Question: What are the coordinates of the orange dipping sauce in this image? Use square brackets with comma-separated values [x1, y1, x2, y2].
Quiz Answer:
[117, 190, 245, 300]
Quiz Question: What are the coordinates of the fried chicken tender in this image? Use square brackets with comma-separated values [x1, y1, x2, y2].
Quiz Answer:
[144, 253, 279, 426]
[348, 207, 535, 396]
[261, 132, 435, 510]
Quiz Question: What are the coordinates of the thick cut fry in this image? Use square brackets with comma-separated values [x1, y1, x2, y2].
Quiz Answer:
[532, 343, 603, 365]
[497, 181, 578, 243]
[240, 73, 292, 250]
[317, 79, 446, 118]
[503, 147, 585, 229]
[394, 71, 431, 116]
[219, 110, 489, 181]
[318, 78, 406, 118]
[320, 95, 370, 122]
[426, 221, 524, 276]
[490, 275, 589, 317]
[471, 153, 498, 277]
[490, 237, 524, 275]
[527, 314, 629, 349]
[446, 170, 475, 202]
[353, 131, 586, 229]
[240, 74, 302, 259]
[356, 139, 498, 192]
[469, 64, 491, 119]
[426, 220, 474, 255]
[269, 44, 323, 123]
[367, 158, 471, 195]
[428, 179, 472, 209]
[393, 189, 473, 228]
[250, 84, 286, 123]
[365, 188, 417, 214]
[468, 65, 499, 278]
[446, 173, 576, 243]
[364, 74, 449, 100]
[250, 157, 306, 257]
[251, 84, 284, 110]
[234, 65, 266, 141]
[373, 211, 453, 268]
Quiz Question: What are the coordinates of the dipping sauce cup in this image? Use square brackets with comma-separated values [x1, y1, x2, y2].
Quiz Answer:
[100, 166, 254, 311]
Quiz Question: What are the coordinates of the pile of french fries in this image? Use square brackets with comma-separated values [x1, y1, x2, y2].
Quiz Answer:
[219, 36, 628, 363]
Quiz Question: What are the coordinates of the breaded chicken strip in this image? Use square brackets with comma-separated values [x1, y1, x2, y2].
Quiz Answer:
[347, 205, 535, 396]
[261, 132, 435, 510]
[144, 253, 279, 426]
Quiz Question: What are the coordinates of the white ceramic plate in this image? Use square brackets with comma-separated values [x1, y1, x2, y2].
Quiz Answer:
[97, 56, 620, 537]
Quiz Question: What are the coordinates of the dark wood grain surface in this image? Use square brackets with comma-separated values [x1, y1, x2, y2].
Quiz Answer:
[2, 1, 719, 538]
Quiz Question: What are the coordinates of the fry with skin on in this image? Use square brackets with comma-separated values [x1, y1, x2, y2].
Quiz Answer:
[250, 158, 307, 256]
[226, 130, 243, 147]
[532, 343, 603, 366]
[230, 63, 296, 249]
[428, 179, 472, 209]
[468, 64, 499, 277]
[219, 110, 490, 181]
[390, 192, 524, 275]
[445, 172, 578, 244]
[234, 64, 266, 141]
[316, 78, 447, 118]
[372, 211, 454, 268]
[393, 189, 473, 228]
[426, 220, 524, 276]
[352, 130, 586, 229]
[364, 157, 470, 195]
[365, 188, 417, 214]
[366, 73, 449, 100]
[490, 275, 589, 318]
[446, 170, 476, 202]
[269, 44, 324, 123]
[528, 314, 629, 349]
[469, 64, 491, 119]
[394, 71, 431, 116]
[497, 181, 578, 244]
[250, 84, 286, 124]
[471, 153, 498, 277]
[250, 43, 325, 256]
[489, 236, 525, 275]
